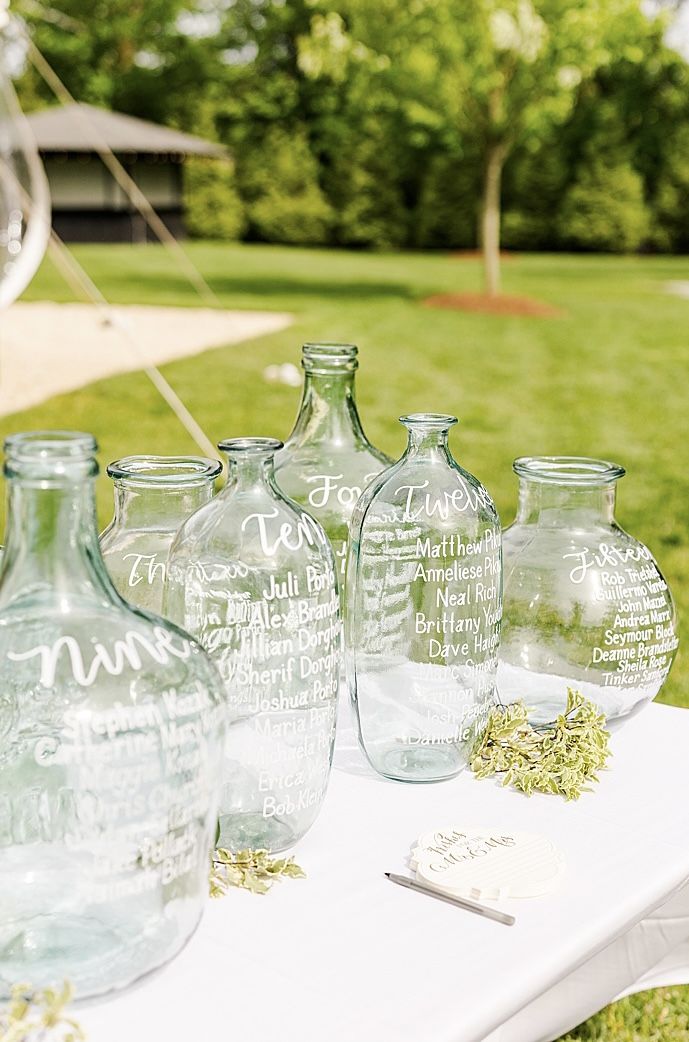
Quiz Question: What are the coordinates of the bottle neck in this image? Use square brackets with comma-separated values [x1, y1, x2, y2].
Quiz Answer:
[223, 455, 279, 494]
[1, 476, 115, 601]
[288, 370, 367, 448]
[515, 480, 617, 526]
[112, 482, 214, 530]
[403, 427, 454, 464]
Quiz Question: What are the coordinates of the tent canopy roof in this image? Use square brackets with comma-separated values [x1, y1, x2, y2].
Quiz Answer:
[26, 103, 225, 157]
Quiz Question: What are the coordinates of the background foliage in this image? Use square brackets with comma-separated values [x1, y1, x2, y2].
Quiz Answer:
[13, 0, 689, 253]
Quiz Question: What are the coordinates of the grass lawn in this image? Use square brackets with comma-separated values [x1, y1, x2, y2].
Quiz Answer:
[12, 242, 689, 1039]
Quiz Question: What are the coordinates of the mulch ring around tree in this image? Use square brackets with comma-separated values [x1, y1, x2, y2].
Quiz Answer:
[422, 292, 565, 318]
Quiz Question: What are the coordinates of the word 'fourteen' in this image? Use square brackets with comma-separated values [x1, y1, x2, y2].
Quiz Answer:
[564, 543, 654, 585]
[395, 479, 493, 521]
[306, 472, 380, 510]
[240, 507, 322, 557]
[7, 627, 192, 688]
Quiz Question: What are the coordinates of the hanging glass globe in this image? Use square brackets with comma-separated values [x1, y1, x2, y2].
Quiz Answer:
[0, 9, 51, 310]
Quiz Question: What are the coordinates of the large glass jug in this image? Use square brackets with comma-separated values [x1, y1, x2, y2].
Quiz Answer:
[347, 414, 501, 782]
[100, 455, 221, 613]
[274, 343, 391, 598]
[165, 437, 340, 853]
[499, 456, 678, 722]
[0, 432, 225, 999]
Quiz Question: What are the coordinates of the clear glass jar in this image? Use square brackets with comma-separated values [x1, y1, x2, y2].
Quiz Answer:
[499, 456, 679, 722]
[274, 343, 391, 599]
[346, 414, 502, 782]
[0, 432, 225, 1000]
[100, 455, 221, 614]
[165, 437, 340, 853]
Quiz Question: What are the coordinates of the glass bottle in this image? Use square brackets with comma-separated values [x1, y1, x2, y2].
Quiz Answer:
[100, 455, 222, 614]
[347, 414, 502, 782]
[165, 437, 340, 853]
[0, 432, 225, 1000]
[499, 456, 679, 723]
[274, 343, 391, 598]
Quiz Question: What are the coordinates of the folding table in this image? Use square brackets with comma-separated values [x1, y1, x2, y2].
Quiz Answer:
[79, 700, 689, 1042]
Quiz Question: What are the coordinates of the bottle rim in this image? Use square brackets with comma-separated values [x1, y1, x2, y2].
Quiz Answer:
[399, 412, 458, 431]
[4, 430, 98, 480]
[218, 437, 284, 456]
[302, 342, 358, 373]
[5, 430, 97, 462]
[513, 456, 625, 485]
[107, 455, 222, 487]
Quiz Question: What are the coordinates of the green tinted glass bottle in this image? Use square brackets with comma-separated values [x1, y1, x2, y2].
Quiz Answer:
[274, 343, 391, 604]
[0, 432, 225, 999]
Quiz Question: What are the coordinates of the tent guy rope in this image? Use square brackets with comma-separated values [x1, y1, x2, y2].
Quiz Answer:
[44, 227, 220, 460]
[1, 4, 222, 457]
[23, 34, 220, 307]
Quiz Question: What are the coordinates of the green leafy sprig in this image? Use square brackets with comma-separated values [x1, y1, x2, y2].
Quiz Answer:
[0, 982, 83, 1042]
[210, 848, 306, 896]
[471, 689, 611, 800]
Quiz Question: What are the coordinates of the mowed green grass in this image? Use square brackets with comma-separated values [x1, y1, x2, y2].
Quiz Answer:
[12, 243, 689, 1040]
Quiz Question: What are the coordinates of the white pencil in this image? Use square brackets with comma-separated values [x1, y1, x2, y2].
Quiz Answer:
[385, 872, 516, 926]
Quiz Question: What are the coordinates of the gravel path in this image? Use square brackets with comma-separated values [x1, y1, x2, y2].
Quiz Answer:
[0, 301, 293, 417]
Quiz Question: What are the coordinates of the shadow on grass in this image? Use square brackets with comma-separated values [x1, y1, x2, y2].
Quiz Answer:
[204, 276, 414, 300]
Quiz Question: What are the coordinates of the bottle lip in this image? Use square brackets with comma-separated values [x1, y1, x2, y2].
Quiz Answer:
[513, 456, 626, 486]
[400, 412, 458, 431]
[302, 342, 359, 373]
[218, 437, 284, 457]
[107, 455, 222, 487]
[5, 430, 97, 462]
[4, 431, 98, 479]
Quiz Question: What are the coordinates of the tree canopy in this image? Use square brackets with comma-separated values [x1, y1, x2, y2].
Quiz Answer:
[12, 0, 689, 275]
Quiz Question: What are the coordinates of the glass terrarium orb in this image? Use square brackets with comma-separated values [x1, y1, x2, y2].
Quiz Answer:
[0, 54, 50, 309]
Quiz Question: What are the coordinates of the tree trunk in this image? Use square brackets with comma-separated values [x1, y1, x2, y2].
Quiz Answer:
[480, 141, 507, 298]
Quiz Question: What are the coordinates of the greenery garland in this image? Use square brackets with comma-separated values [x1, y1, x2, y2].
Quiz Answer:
[210, 848, 306, 896]
[0, 982, 82, 1042]
[471, 689, 611, 800]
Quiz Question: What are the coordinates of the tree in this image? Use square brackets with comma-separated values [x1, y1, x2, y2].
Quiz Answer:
[12, 0, 226, 128]
[238, 125, 333, 244]
[297, 0, 664, 293]
[184, 156, 246, 241]
[12, 0, 686, 259]
[207, 0, 348, 243]
[558, 156, 650, 252]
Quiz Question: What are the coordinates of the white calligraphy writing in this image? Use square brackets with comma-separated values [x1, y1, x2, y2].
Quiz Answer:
[8, 627, 192, 688]
[241, 507, 322, 557]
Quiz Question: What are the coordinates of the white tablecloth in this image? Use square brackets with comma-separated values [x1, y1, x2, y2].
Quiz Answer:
[79, 700, 689, 1042]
